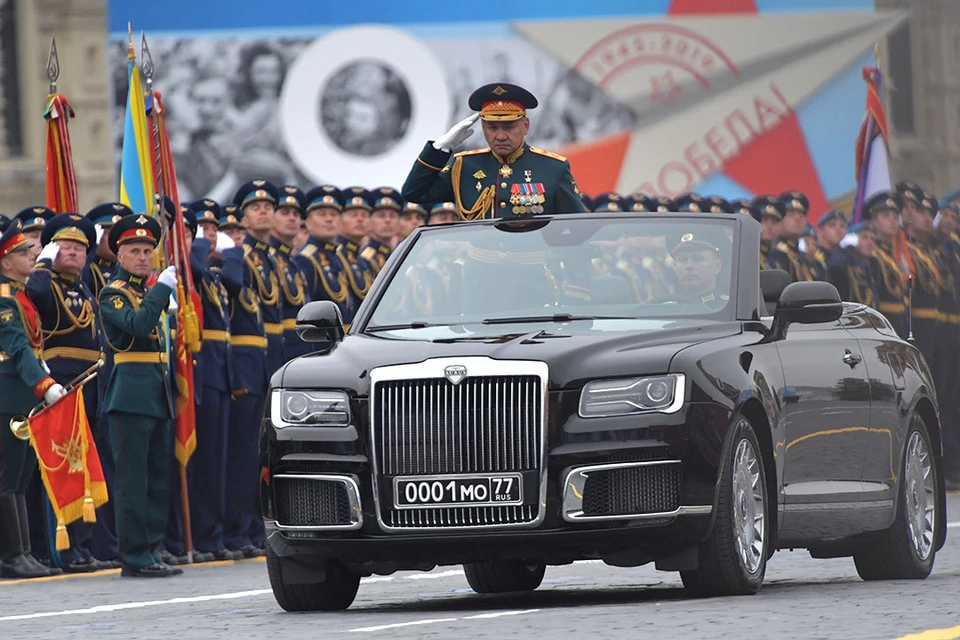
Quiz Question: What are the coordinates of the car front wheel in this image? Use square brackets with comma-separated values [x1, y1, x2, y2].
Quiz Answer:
[681, 415, 769, 596]
[267, 546, 360, 612]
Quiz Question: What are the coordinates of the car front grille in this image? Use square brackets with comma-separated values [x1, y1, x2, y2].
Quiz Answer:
[581, 462, 682, 517]
[274, 476, 353, 527]
[371, 360, 546, 530]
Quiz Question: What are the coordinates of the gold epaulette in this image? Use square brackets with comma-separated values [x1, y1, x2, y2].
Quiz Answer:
[454, 147, 491, 158]
[243, 244, 252, 256]
[0, 283, 10, 298]
[300, 244, 317, 257]
[529, 146, 568, 162]
[360, 247, 376, 261]
[775, 242, 791, 253]
[108, 280, 127, 289]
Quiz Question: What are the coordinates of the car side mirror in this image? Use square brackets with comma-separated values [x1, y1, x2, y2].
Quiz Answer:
[771, 281, 843, 338]
[295, 301, 344, 349]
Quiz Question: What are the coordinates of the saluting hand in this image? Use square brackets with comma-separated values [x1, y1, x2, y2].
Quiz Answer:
[433, 114, 480, 152]
[36, 242, 59, 264]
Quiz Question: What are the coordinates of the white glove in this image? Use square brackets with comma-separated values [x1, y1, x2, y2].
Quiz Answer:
[37, 242, 59, 263]
[797, 238, 807, 254]
[43, 383, 67, 405]
[168, 292, 179, 312]
[839, 232, 859, 248]
[95, 224, 105, 244]
[432, 113, 480, 152]
[156, 265, 178, 289]
[215, 231, 236, 252]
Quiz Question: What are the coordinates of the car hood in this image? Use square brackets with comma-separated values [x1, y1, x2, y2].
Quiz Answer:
[276, 321, 742, 392]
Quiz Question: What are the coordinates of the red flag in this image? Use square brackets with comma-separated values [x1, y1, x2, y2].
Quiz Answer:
[44, 93, 80, 214]
[146, 90, 200, 466]
[28, 384, 108, 550]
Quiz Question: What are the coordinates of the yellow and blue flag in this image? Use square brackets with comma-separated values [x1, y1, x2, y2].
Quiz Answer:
[119, 42, 154, 216]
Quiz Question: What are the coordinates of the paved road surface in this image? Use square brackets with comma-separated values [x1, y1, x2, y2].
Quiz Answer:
[3, 493, 960, 640]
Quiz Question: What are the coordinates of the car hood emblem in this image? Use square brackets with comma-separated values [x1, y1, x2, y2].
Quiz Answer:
[444, 365, 467, 385]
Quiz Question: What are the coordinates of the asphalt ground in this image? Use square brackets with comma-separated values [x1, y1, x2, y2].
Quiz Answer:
[2, 493, 959, 640]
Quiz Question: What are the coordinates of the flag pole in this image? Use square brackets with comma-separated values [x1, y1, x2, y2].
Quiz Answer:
[141, 31, 194, 564]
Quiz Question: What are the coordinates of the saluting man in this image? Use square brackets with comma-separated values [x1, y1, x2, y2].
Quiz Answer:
[402, 82, 586, 219]
[98, 214, 182, 578]
[295, 186, 354, 330]
[270, 185, 310, 362]
[13, 206, 55, 246]
[83, 203, 135, 299]
[0, 220, 67, 579]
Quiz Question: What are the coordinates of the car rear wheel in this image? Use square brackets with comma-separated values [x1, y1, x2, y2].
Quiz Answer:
[854, 415, 938, 581]
[463, 560, 546, 594]
[681, 416, 769, 597]
[266, 546, 360, 611]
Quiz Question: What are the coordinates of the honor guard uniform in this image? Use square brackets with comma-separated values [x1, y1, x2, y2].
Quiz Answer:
[864, 191, 909, 338]
[933, 201, 960, 483]
[904, 192, 941, 365]
[99, 214, 182, 578]
[0, 220, 67, 579]
[295, 186, 354, 330]
[83, 203, 134, 298]
[402, 83, 586, 219]
[398, 201, 428, 242]
[270, 186, 310, 362]
[816, 209, 847, 267]
[188, 201, 244, 562]
[826, 222, 878, 306]
[219, 204, 246, 246]
[27, 214, 113, 573]
[224, 179, 280, 558]
[768, 192, 814, 282]
[706, 196, 734, 214]
[801, 223, 827, 281]
[753, 196, 785, 269]
[362, 187, 402, 277]
[337, 188, 375, 311]
[13, 206, 55, 245]
[192, 199, 221, 246]
[427, 201, 460, 226]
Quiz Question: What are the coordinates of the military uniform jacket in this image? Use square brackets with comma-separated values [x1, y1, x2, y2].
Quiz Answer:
[936, 234, 960, 339]
[27, 261, 104, 381]
[871, 239, 909, 338]
[336, 236, 372, 321]
[401, 142, 586, 220]
[293, 236, 353, 331]
[769, 238, 813, 282]
[359, 238, 391, 278]
[906, 237, 942, 321]
[269, 236, 309, 361]
[83, 255, 119, 300]
[0, 276, 57, 415]
[759, 240, 772, 270]
[193, 239, 237, 395]
[826, 247, 877, 307]
[227, 238, 271, 396]
[98, 270, 174, 419]
[242, 236, 284, 376]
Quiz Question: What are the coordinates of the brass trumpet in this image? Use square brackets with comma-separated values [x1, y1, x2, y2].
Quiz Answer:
[9, 360, 104, 442]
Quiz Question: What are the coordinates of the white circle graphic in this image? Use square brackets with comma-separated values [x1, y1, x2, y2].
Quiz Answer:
[280, 25, 452, 188]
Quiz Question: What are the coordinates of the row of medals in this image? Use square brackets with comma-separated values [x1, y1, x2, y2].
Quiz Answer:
[509, 191, 545, 214]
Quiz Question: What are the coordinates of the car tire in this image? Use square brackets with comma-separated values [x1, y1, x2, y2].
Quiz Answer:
[463, 560, 546, 594]
[681, 415, 769, 597]
[854, 415, 938, 581]
[266, 546, 360, 611]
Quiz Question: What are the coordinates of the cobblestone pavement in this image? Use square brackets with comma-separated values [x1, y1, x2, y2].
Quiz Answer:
[2, 494, 959, 640]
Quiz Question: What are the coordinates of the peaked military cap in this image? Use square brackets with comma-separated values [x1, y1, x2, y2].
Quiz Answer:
[179, 204, 198, 236]
[622, 195, 651, 212]
[753, 196, 786, 220]
[428, 202, 458, 222]
[0, 214, 9, 234]
[674, 193, 706, 213]
[779, 191, 809, 214]
[863, 191, 902, 220]
[305, 186, 345, 213]
[401, 201, 429, 220]
[342, 187, 373, 212]
[108, 213, 162, 254]
[669, 229, 722, 256]
[591, 192, 624, 212]
[86, 202, 134, 228]
[817, 209, 847, 228]
[468, 83, 538, 122]
[730, 199, 760, 222]
[895, 181, 923, 205]
[0, 219, 34, 259]
[190, 199, 222, 225]
[706, 196, 734, 214]
[233, 179, 278, 209]
[919, 192, 938, 212]
[41, 213, 97, 253]
[277, 185, 306, 215]
[219, 204, 243, 229]
[14, 206, 56, 232]
[371, 187, 404, 212]
[653, 195, 675, 213]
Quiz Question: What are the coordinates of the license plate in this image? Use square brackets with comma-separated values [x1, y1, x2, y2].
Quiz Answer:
[394, 474, 523, 509]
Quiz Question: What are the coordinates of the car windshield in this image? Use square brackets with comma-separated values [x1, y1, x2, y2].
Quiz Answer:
[365, 215, 738, 338]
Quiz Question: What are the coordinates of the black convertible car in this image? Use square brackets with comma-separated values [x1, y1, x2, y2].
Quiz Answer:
[259, 213, 946, 611]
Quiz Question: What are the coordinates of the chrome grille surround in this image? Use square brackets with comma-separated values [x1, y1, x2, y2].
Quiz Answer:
[369, 357, 549, 532]
[272, 474, 363, 531]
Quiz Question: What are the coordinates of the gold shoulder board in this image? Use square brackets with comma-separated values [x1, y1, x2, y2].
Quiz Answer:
[301, 244, 317, 257]
[454, 147, 492, 158]
[360, 247, 376, 260]
[529, 146, 568, 162]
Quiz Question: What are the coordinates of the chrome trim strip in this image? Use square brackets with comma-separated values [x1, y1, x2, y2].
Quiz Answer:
[561, 460, 711, 522]
[272, 474, 363, 531]
[369, 357, 549, 532]
[391, 472, 525, 510]
[578, 373, 686, 418]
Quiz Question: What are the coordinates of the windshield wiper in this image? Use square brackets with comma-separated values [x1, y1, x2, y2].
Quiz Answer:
[482, 313, 603, 325]
[365, 321, 434, 332]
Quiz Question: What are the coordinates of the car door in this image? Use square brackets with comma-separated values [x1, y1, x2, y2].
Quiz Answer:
[776, 311, 872, 539]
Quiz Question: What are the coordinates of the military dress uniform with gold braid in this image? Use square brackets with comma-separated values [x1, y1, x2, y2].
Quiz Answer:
[826, 245, 878, 307]
[401, 83, 585, 219]
[295, 237, 353, 332]
[268, 236, 309, 361]
[768, 238, 814, 282]
[336, 188, 376, 314]
[81, 203, 134, 299]
[871, 238, 909, 338]
[906, 234, 941, 367]
[937, 226, 960, 485]
[98, 216, 177, 574]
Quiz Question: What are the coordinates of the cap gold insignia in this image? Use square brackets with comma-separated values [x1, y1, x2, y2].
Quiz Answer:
[135, 229, 147, 237]
[227, 215, 237, 224]
[33, 207, 45, 214]
[254, 189, 267, 199]
[69, 214, 81, 220]
[681, 233, 694, 242]
[765, 205, 777, 215]
[790, 199, 803, 210]
[136, 215, 148, 224]
[473, 170, 486, 179]
[253, 179, 265, 187]
[322, 195, 334, 204]
[492, 85, 507, 95]
[285, 186, 297, 193]
[111, 215, 120, 223]
[689, 203, 700, 212]
[113, 204, 125, 211]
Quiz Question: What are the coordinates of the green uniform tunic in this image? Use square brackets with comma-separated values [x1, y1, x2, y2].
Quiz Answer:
[401, 142, 586, 220]
[98, 269, 174, 570]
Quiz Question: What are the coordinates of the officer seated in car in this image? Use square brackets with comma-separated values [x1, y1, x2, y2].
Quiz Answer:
[662, 230, 729, 308]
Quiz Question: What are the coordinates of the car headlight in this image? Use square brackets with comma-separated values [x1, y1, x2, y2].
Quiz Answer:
[578, 374, 685, 418]
[275, 390, 351, 427]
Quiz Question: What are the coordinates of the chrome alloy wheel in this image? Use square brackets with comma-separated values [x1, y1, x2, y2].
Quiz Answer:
[732, 438, 765, 574]
[904, 431, 936, 561]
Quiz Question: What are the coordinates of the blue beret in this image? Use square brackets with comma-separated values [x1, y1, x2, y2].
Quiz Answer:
[371, 187, 404, 212]
[40, 213, 97, 254]
[233, 179, 279, 209]
[849, 222, 873, 235]
[14, 206, 56, 231]
[304, 186, 345, 213]
[85, 202, 133, 227]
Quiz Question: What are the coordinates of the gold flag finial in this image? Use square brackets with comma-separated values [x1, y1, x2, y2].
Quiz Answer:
[127, 22, 134, 61]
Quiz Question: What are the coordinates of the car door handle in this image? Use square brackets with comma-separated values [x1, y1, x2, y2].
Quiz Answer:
[842, 350, 862, 367]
